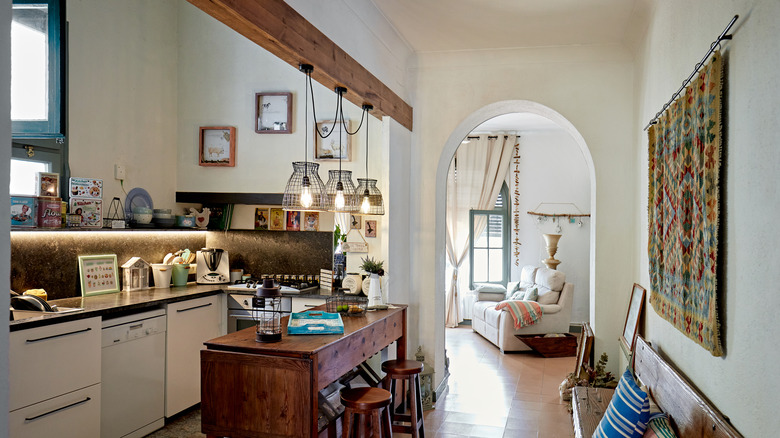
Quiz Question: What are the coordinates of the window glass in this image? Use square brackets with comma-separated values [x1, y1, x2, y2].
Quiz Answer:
[10, 158, 50, 196]
[11, 4, 49, 122]
[469, 183, 510, 288]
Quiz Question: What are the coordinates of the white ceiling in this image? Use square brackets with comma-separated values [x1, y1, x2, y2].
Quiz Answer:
[371, 0, 643, 52]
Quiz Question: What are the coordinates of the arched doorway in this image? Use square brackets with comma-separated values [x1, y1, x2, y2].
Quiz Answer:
[432, 100, 597, 382]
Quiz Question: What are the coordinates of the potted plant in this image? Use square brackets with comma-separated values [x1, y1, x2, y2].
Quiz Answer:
[360, 256, 385, 308]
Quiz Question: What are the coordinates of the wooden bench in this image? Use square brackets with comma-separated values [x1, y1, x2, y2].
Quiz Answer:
[572, 336, 742, 438]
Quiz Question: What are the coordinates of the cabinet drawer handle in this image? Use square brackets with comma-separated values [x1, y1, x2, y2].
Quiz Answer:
[26, 327, 92, 344]
[176, 302, 213, 313]
[24, 397, 91, 422]
[304, 304, 319, 308]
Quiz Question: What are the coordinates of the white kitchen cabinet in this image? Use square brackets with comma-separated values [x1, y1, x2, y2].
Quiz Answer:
[9, 383, 101, 438]
[291, 297, 327, 313]
[9, 316, 101, 438]
[9, 317, 101, 411]
[165, 294, 222, 417]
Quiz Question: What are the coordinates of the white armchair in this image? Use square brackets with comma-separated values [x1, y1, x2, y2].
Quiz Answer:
[471, 266, 574, 352]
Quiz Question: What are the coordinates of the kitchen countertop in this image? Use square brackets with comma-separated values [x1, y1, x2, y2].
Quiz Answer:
[10, 284, 334, 332]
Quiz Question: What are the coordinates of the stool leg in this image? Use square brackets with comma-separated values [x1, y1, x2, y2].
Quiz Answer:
[371, 408, 382, 438]
[343, 406, 354, 438]
[358, 410, 367, 438]
[408, 375, 421, 438]
[382, 405, 393, 438]
[414, 374, 425, 438]
[389, 377, 398, 422]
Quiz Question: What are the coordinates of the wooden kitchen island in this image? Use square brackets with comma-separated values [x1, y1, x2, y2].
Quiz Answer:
[200, 305, 407, 438]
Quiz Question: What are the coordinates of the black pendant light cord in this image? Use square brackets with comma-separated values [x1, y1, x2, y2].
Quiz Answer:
[339, 99, 367, 136]
[303, 69, 309, 175]
[308, 73, 340, 139]
[365, 107, 369, 179]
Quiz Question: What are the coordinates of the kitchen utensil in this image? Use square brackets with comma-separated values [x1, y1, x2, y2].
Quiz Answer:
[134, 213, 153, 224]
[11, 294, 54, 312]
[151, 264, 172, 288]
[124, 188, 153, 220]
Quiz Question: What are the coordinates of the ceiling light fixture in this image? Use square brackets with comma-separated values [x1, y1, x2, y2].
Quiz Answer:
[282, 64, 326, 211]
[355, 104, 384, 215]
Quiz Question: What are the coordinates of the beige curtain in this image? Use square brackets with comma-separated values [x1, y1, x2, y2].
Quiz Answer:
[445, 134, 516, 328]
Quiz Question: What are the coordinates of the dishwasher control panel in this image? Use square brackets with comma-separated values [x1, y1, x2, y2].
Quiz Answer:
[101, 308, 167, 348]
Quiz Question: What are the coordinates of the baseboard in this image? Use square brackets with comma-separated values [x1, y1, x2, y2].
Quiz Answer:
[434, 371, 449, 402]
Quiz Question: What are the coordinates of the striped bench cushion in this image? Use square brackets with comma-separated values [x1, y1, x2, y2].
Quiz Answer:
[594, 368, 650, 438]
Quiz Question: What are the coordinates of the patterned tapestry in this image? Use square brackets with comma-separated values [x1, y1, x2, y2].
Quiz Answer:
[648, 51, 724, 356]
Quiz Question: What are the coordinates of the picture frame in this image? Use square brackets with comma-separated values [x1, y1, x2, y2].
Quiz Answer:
[304, 212, 319, 231]
[254, 208, 269, 231]
[269, 208, 285, 231]
[574, 322, 594, 377]
[365, 220, 377, 238]
[199, 126, 236, 167]
[350, 214, 362, 230]
[78, 254, 120, 296]
[315, 120, 351, 161]
[255, 92, 292, 134]
[621, 283, 647, 353]
[286, 211, 301, 231]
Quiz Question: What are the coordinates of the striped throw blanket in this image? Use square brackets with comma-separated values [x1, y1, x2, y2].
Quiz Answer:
[495, 300, 543, 329]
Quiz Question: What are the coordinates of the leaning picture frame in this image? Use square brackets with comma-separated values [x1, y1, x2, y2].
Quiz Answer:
[78, 254, 120, 296]
[314, 120, 351, 161]
[255, 92, 292, 134]
[621, 283, 646, 353]
[199, 126, 236, 167]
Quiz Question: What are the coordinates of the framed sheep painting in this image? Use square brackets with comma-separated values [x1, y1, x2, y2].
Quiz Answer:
[199, 126, 236, 167]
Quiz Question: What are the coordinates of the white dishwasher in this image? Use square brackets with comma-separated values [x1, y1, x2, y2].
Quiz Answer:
[101, 308, 167, 438]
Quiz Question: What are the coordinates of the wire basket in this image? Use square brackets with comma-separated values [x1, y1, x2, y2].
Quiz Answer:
[326, 295, 367, 316]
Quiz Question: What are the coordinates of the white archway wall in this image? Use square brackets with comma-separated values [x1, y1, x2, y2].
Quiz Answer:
[510, 130, 591, 324]
[412, 44, 637, 385]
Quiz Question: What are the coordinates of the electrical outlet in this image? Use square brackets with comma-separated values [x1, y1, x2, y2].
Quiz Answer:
[114, 164, 126, 180]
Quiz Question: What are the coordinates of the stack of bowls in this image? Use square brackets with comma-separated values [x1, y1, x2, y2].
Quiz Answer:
[153, 209, 175, 228]
[132, 207, 153, 225]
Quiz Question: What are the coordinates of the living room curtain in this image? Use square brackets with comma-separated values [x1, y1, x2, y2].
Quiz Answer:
[648, 51, 723, 356]
[445, 134, 516, 328]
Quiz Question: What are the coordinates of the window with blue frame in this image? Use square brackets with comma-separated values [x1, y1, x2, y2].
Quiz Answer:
[11, 0, 67, 197]
[469, 183, 510, 289]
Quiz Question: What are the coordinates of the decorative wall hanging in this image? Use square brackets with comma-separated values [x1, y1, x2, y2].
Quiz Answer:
[199, 126, 236, 167]
[648, 51, 724, 356]
[512, 143, 521, 266]
[255, 92, 292, 134]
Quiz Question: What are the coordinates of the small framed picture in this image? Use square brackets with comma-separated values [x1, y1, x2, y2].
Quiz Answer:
[304, 212, 319, 231]
[36, 172, 60, 197]
[286, 211, 301, 231]
[621, 283, 647, 353]
[199, 126, 236, 167]
[365, 220, 377, 238]
[256, 92, 292, 134]
[254, 208, 269, 231]
[269, 208, 285, 231]
[78, 254, 120, 296]
[350, 214, 362, 230]
[315, 120, 351, 161]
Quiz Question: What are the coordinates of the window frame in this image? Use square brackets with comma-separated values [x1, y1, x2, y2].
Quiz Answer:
[469, 183, 510, 289]
[12, 0, 65, 138]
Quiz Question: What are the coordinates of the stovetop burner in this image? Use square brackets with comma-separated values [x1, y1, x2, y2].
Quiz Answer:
[227, 274, 320, 294]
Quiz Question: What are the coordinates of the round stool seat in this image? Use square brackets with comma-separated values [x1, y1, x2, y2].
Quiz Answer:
[381, 359, 424, 376]
[341, 387, 392, 411]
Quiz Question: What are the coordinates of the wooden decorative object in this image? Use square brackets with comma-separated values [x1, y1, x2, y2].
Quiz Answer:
[574, 322, 594, 376]
[512, 144, 521, 265]
[621, 283, 646, 353]
[199, 126, 236, 167]
[517, 333, 578, 358]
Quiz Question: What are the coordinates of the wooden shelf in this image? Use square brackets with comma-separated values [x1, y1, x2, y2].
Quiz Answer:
[175, 192, 283, 205]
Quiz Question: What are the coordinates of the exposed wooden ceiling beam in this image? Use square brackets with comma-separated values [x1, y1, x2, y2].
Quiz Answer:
[187, 0, 413, 131]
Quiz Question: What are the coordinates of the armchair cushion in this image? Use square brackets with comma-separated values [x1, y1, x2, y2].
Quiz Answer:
[505, 281, 522, 300]
[536, 268, 566, 305]
[477, 291, 506, 302]
[474, 283, 507, 293]
[519, 266, 538, 288]
[524, 287, 539, 301]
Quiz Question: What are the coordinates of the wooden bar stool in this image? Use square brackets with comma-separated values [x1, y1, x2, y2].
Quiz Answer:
[381, 359, 425, 438]
[340, 387, 393, 438]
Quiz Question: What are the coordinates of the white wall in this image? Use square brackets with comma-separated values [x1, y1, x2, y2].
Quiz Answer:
[67, 0, 178, 210]
[416, 44, 635, 384]
[1, 0, 12, 432]
[510, 130, 591, 324]
[634, 1, 780, 436]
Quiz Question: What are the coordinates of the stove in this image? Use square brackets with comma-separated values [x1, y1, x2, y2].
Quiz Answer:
[226, 274, 320, 295]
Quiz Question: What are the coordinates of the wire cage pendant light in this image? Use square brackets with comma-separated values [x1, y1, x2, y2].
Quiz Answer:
[354, 104, 384, 215]
[282, 64, 327, 211]
[325, 169, 358, 212]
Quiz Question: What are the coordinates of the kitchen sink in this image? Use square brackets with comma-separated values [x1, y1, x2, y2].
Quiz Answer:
[10, 306, 84, 321]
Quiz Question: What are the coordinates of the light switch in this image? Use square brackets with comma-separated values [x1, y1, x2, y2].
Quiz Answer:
[114, 164, 126, 180]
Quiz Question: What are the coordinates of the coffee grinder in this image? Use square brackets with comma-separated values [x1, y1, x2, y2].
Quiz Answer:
[196, 248, 230, 284]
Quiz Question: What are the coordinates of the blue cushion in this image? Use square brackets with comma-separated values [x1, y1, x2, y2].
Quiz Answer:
[474, 283, 506, 293]
[594, 368, 650, 438]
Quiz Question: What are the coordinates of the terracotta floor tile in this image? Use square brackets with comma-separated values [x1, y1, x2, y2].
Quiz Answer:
[469, 424, 506, 437]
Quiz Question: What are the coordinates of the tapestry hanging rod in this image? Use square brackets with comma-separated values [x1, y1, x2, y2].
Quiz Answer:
[465, 135, 515, 140]
[644, 15, 738, 131]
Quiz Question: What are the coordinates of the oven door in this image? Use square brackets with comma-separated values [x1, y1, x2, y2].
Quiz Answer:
[227, 309, 257, 334]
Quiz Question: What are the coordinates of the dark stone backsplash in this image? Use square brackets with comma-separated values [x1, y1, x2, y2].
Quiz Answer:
[11, 230, 332, 300]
